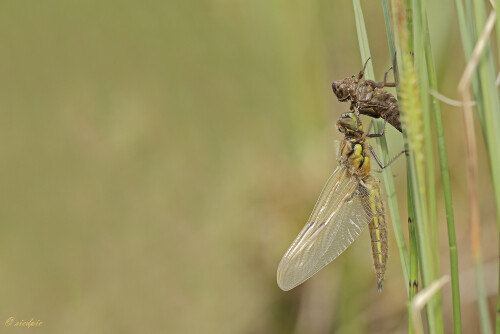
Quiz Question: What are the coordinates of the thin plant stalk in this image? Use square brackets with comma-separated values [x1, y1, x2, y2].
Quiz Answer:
[382, 2, 420, 310]
[383, 1, 433, 332]
[406, 105, 419, 332]
[408, 198, 419, 334]
[390, 0, 443, 331]
[471, 2, 500, 333]
[352, 0, 410, 294]
[456, 0, 500, 332]
[383, 2, 421, 332]
[457, 10, 496, 334]
[410, 276, 450, 334]
[416, 4, 463, 332]
[408, 215, 419, 300]
[384, 0, 443, 332]
[411, 0, 439, 282]
[455, 0, 487, 130]
[460, 0, 500, 332]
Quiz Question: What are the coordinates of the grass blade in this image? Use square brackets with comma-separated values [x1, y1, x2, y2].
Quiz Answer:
[457, 8, 496, 334]
[389, 0, 443, 331]
[352, 0, 410, 294]
[415, 4, 463, 332]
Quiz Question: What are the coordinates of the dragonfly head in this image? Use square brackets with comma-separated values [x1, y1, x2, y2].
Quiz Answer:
[331, 78, 354, 102]
[337, 112, 363, 135]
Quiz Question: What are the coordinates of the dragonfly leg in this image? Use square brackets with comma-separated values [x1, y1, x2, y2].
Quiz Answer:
[366, 118, 373, 134]
[368, 145, 407, 169]
[364, 63, 398, 88]
[365, 69, 397, 88]
[357, 57, 371, 80]
[382, 67, 397, 87]
[354, 108, 361, 131]
[367, 119, 387, 138]
[392, 52, 399, 85]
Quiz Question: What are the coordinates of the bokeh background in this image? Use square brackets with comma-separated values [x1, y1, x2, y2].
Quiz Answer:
[0, 0, 498, 333]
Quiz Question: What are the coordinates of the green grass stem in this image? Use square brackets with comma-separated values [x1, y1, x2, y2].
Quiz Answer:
[408, 199, 419, 334]
[495, 3, 500, 332]
[383, 1, 427, 332]
[456, 0, 500, 332]
[411, 0, 441, 291]
[389, 0, 443, 332]
[416, 5, 463, 333]
[353, 0, 410, 294]
[356, 1, 500, 333]
[470, 5, 499, 334]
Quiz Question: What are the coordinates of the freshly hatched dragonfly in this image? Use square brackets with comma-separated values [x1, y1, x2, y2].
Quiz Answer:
[331, 58, 402, 132]
[277, 112, 402, 292]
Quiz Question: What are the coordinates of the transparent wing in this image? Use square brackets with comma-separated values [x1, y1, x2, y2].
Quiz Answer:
[277, 167, 374, 291]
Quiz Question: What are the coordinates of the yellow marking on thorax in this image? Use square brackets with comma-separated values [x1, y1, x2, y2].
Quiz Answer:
[351, 144, 364, 168]
[362, 156, 371, 172]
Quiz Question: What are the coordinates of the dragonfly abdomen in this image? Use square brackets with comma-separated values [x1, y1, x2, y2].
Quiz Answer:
[366, 181, 388, 292]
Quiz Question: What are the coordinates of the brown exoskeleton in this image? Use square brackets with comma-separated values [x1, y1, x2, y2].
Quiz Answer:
[331, 58, 402, 133]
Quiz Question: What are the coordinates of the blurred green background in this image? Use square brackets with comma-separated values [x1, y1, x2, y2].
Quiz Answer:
[0, 0, 497, 333]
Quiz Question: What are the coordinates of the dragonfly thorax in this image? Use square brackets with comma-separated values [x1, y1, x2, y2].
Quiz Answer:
[338, 139, 371, 178]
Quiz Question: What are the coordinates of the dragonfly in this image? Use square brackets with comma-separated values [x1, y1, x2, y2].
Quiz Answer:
[277, 112, 403, 292]
[331, 58, 402, 133]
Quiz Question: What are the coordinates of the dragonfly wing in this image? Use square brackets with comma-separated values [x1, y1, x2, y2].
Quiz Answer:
[277, 167, 374, 291]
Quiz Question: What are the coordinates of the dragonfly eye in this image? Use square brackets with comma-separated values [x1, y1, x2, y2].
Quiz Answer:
[331, 81, 339, 93]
